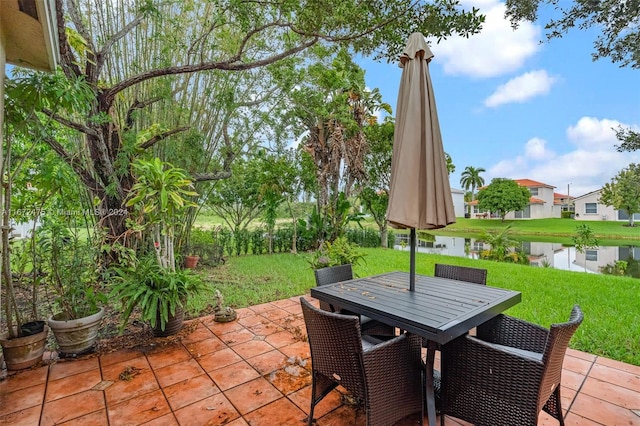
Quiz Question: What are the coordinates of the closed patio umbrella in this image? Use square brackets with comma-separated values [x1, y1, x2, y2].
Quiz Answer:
[386, 32, 456, 291]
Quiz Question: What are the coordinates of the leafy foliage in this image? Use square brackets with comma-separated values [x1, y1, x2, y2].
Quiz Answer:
[110, 256, 210, 332]
[478, 178, 531, 221]
[478, 225, 528, 264]
[309, 237, 366, 269]
[599, 163, 640, 226]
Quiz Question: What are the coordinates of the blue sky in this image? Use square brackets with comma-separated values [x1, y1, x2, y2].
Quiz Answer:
[358, 0, 640, 198]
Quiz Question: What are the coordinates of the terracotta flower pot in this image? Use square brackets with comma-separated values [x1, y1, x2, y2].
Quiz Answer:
[48, 308, 104, 355]
[0, 325, 49, 370]
[184, 255, 200, 269]
[151, 305, 184, 337]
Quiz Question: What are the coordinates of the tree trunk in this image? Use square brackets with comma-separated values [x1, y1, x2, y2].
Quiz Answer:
[380, 225, 388, 248]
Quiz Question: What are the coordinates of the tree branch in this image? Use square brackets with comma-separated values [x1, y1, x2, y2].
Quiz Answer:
[42, 108, 99, 136]
[95, 14, 144, 77]
[55, 0, 82, 79]
[125, 96, 164, 130]
[42, 136, 102, 195]
[138, 127, 190, 149]
[103, 36, 319, 106]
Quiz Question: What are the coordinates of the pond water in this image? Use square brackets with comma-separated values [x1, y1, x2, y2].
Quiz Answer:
[393, 234, 640, 277]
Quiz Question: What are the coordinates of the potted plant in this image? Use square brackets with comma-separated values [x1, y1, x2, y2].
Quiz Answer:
[0, 235, 48, 370]
[111, 256, 209, 336]
[40, 221, 106, 355]
[112, 158, 203, 336]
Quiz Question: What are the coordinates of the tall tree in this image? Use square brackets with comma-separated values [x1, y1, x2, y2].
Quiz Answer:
[477, 178, 530, 222]
[15, 0, 483, 261]
[460, 166, 485, 214]
[600, 163, 640, 227]
[506, 0, 640, 150]
[361, 117, 395, 248]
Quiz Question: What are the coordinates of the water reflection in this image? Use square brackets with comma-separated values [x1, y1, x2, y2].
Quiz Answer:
[393, 234, 640, 277]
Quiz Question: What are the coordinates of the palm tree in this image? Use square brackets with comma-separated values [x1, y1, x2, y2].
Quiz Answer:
[460, 166, 486, 215]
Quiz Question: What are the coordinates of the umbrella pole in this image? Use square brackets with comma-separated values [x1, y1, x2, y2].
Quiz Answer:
[410, 228, 416, 291]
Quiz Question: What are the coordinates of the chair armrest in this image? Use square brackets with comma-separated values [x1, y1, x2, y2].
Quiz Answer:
[477, 314, 549, 353]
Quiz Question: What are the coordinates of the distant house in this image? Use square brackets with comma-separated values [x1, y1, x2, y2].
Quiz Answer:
[450, 188, 465, 218]
[554, 192, 575, 213]
[573, 189, 640, 222]
[468, 179, 562, 219]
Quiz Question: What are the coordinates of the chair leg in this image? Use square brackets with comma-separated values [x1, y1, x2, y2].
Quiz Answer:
[308, 372, 338, 426]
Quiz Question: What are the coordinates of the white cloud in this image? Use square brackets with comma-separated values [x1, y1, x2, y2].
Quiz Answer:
[486, 117, 640, 196]
[566, 116, 628, 149]
[484, 70, 556, 107]
[524, 137, 554, 160]
[432, 1, 540, 78]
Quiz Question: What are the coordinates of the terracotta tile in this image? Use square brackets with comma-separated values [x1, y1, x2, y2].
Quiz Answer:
[0, 404, 42, 426]
[139, 412, 179, 425]
[104, 370, 160, 406]
[48, 357, 100, 381]
[562, 353, 593, 376]
[589, 362, 640, 392]
[561, 368, 587, 391]
[266, 364, 312, 395]
[205, 319, 244, 336]
[288, 385, 344, 417]
[220, 328, 255, 346]
[145, 344, 192, 370]
[570, 391, 640, 425]
[234, 307, 254, 319]
[0, 365, 48, 393]
[181, 324, 215, 345]
[260, 307, 290, 322]
[580, 376, 640, 409]
[567, 348, 597, 363]
[278, 341, 311, 360]
[245, 350, 288, 375]
[314, 404, 361, 425]
[163, 374, 219, 410]
[223, 418, 249, 426]
[45, 368, 102, 402]
[58, 408, 108, 425]
[238, 314, 266, 328]
[107, 389, 171, 425]
[208, 361, 260, 391]
[249, 321, 282, 337]
[249, 303, 277, 315]
[173, 393, 240, 425]
[197, 348, 243, 372]
[596, 356, 640, 376]
[185, 336, 226, 358]
[561, 412, 604, 426]
[264, 331, 298, 348]
[100, 355, 151, 381]
[0, 383, 45, 417]
[271, 298, 297, 309]
[41, 390, 105, 426]
[224, 377, 283, 414]
[241, 397, 307, 425]
[155, 358, 205, 388]
[231, 339, 274, 359]
[98, 348, 144, 367]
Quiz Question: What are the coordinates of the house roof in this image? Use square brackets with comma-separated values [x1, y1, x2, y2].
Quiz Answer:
[467, 196, 545, 206]
[1, 0, 59, 71]
[514, 179, 555, 189]
[573, 189, 602, 201]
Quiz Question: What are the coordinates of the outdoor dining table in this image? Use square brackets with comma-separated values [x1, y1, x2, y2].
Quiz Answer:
[310, 271, 522, 426]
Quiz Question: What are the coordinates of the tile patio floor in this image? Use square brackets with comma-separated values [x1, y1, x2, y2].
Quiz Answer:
[1, 295, 639, 426]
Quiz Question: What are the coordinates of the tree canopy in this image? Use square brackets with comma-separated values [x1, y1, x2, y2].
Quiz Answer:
[477, 178, 531, 221]
[600, 163, 640, 227]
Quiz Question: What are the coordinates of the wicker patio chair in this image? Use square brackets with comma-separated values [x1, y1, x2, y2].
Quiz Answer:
[300, 297, 424, 426]
[434, 263, 487, 285]
[314, 264, 396, 337]
[440, 304, 584, 426]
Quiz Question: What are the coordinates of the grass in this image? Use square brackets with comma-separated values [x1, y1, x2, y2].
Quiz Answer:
[195, 247, 640, 367]
[436, 218, 640, 241]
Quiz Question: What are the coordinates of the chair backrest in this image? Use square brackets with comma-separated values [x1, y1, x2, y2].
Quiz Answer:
[435, 263, 487, 285]
[314, 264, 353, 287]
[300, 297, 366, 399]
[314, 264, 353, 312]
[538, 304, 584, 411]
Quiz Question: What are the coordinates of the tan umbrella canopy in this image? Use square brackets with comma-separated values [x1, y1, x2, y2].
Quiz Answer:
[386, 32, 456, 290]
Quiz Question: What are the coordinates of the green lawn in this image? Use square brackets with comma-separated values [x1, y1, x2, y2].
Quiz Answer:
[196, 247, 640, 367]
[435, 218, 640, 242]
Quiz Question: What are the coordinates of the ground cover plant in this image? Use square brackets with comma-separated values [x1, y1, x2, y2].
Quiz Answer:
[203, 247, 640, 366]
